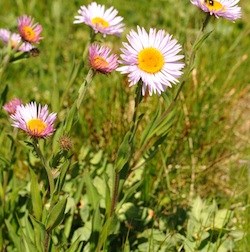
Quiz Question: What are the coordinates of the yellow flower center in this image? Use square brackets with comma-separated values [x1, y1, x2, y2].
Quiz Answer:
[92, 56, 109, 69]
[138, 47, 164, 74]
[204, 0, 224, 11]
[91, 17, 109, 28]
[22, 26, 36, 42]
[27, 119, 47, 134]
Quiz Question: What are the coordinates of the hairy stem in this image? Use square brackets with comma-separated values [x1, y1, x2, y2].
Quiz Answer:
[33, 139, 55, 200]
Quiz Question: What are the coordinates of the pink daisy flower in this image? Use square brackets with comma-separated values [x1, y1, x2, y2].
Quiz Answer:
[11, 102, 56, 138]
[3, 98, 23, 115]
[73, 2, 125, 37]
[17, 15, 43, 44]
[190, 0, 241, 21]
[117, 26, 185, 96]
[0, 29, 33, 52]
[89, 44, 118, 74]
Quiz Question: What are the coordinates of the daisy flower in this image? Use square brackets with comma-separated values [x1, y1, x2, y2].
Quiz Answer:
[0, 29, 33, 52]
[190, 0, 241, 21]
[11, 102, 57, 138]
[89, 44, 118, 74]
[73, 2, 125, 37]
[3, 98, 23, 115]
[17, 15, 43, 44]
[117, 26, 185, 96]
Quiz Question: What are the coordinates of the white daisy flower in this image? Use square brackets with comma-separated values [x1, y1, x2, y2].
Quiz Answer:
[73, 2, 125, 37]
[117, 26, 185, 96]
[0, 28, 33, 52]
[89, 43, 118, 74]
[190, 0, 241, 21]
[11, 102, 57, 138]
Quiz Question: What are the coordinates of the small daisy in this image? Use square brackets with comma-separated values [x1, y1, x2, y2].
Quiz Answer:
[17, 15, 43, 44]
[117, 26, 185, 96]
[0, 29, 33, 52]
[190, 0, 241, 21]
[73, 2, 125, 37]
[11, 102, 56, 138]
[3, 98, 23, 115]
[89, 44, 118, 74]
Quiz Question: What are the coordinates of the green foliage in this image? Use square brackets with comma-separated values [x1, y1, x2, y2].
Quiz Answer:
[0, 0, 249, 251]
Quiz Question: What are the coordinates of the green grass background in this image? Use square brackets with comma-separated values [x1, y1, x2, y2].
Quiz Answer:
[0, 0, 249, 250]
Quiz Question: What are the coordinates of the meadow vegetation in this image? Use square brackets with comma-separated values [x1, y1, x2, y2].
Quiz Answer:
[0, 0, 249, 251]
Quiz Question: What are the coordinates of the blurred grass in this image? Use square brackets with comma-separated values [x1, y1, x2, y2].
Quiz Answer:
[0, 0, 249, 250]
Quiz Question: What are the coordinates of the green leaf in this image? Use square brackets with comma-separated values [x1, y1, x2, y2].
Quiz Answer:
[104, 173, 111, 215]
[140, 105, 161, 146]
[191, 196, 203, 221]
[90, 150, 103, 165]
[193, 30, 214, 52]
[45, 197, 67, 231]
[214, 209, 232, 229]
[5, 219, 22, 251]
[117, 181, 142, 211]
[68, 238, 83, 252]
[0, 84, 8, 107]
[123, 238, 130, 252]
[71, 223, 92, 243]
[84, 172, 101, 210]
[55, 160, 71, 193]
[29, 168, 42, 220]
[21, 235, 37, 252]
[115, 131, 132, 172]
[29, 215, 45, 251]
[92, 204, 102, 233]
[63, 104, 77, 133]
[96, 217, 118, 251]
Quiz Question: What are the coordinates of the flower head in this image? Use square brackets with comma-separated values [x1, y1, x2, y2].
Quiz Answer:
[74, 2, 125, 37]
[0, 29, 33, 52]
[17, 15, 43, 43]
[190, 0, 241, 21]
[11, 102, 56, 138]
[89, 44, 118, 73]
[117, 26, 185, 96]
[59, 135, 73, 151]
[3, 98, 23, 115]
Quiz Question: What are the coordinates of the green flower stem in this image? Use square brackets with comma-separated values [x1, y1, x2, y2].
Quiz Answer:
[76, 31, 96, 108]
[59, 32, 96, 109]
[97, 83, 143, 251]
[0, 41, 23, 82]
[76, 68, 95, 109]
[32, 139, 55, 200]
[129, 82, 143, 143]
[110, 83, 143, 216]
[188, 13, 211, 73]
[44, 232, 50, 252]
[63, 69, 95, 133]
[159, 14, 212, 123]
[82, 30, 96, 61]
[110, 171, 119, 217]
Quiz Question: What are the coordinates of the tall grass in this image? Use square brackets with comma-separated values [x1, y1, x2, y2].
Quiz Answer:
[0, 0, 249, 251]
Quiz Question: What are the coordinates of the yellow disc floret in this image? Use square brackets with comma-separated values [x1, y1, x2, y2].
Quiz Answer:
[92, 56, 109, 69]
[204, 0, 224, 11]
[91, 17, 109, 28]
[138, 47, 164, 74]
[27, 119, 47, 135]
[21, 26, 36, 42]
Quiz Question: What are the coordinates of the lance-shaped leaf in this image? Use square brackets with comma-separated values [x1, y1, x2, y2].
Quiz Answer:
[30, 168, 42, 220]
[115, 131, 132, 172]
[45, 197, 67, 231]
[84, 172, 101, 210]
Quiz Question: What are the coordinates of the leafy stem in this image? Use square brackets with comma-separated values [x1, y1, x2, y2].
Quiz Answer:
[32, 139, 55, 201]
